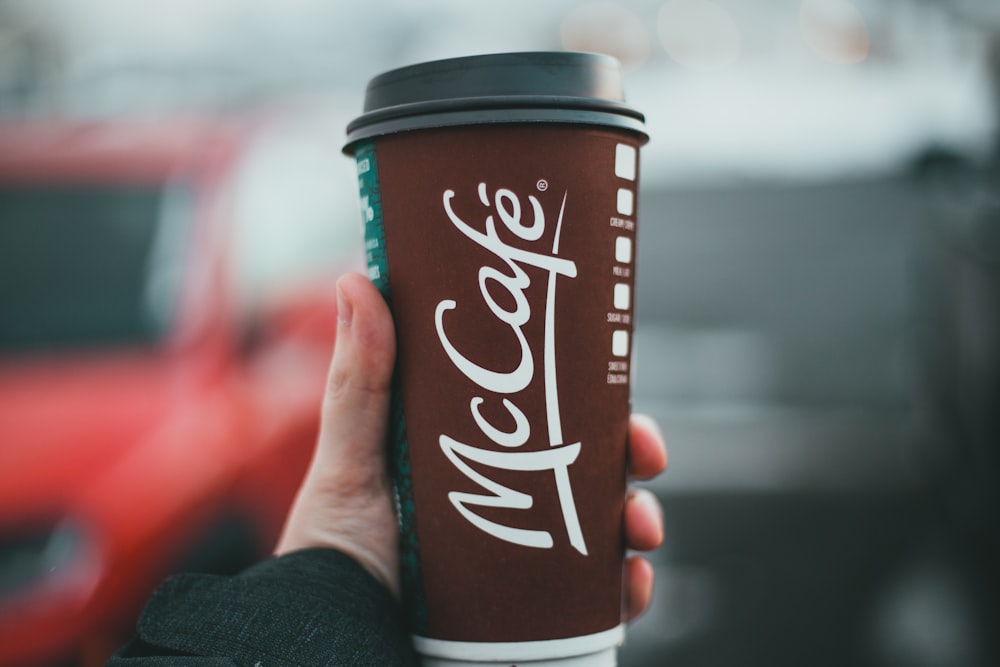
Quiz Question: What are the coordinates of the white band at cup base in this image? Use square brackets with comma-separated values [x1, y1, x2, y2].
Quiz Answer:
[413, 624, 625, 664]
[419, 647, 616, 667]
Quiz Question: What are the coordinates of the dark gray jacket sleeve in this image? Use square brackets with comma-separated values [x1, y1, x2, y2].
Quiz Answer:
[108, 548, 416, 667]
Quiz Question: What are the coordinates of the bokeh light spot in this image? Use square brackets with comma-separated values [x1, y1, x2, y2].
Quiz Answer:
[560, 2, 651, 71]
[799, 0, 871, 65]
[657, 0, 741, 71]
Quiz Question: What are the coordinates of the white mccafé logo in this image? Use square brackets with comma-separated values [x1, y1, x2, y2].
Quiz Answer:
[434, 182, 588, 556]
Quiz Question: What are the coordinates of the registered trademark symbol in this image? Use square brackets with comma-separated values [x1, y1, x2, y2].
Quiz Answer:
[536, 179, 549, 191]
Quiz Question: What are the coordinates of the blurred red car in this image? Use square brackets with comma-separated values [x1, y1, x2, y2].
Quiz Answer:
[0, 118, 356, 665]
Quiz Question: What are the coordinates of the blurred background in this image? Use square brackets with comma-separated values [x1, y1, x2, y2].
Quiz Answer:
[1, 0, 998, 665]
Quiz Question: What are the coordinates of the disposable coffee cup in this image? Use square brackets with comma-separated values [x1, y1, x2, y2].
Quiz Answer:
[344, 52, 648, 666]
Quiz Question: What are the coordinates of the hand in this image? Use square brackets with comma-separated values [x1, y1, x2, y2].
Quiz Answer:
[276, 273, 668, 620]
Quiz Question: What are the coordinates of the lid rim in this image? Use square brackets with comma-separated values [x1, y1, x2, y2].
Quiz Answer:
[343, 108, 649, 155]
[346, 95, 646, 135]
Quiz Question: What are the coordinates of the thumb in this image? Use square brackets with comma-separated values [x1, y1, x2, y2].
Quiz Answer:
[316, 272, 396, 477]
[276, 273, 400, 595]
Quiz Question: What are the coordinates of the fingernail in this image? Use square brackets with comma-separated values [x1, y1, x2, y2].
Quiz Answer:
[337, 280, 353, 327]
[634, 489, 665, 544]
[633, 413, 663, 442]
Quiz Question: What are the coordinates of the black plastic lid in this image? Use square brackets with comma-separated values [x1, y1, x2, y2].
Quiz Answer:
[343, 52, 647, 153]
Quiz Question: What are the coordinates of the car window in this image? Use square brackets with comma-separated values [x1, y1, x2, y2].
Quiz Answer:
[0, 183, 188, 353]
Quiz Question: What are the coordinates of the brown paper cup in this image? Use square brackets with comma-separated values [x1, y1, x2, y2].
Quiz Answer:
[345, 52, 647, 666]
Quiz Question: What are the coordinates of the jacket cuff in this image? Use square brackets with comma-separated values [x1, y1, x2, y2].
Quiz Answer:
[129, 548, 414, 666]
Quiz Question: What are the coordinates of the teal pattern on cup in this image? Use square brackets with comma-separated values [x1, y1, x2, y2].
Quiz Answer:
[354, 140, 427, 633]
